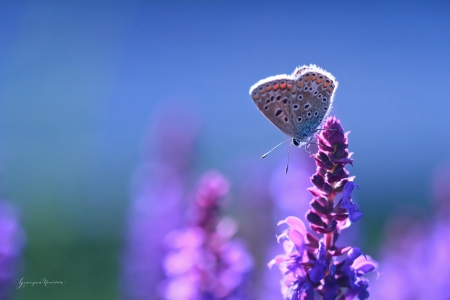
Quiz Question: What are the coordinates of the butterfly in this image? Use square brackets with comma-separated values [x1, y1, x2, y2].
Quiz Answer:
[249, 64, 338, 157]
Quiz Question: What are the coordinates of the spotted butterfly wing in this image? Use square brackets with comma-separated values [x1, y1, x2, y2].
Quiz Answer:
[249, 74, 297, 137]
[289, 65, 338, 144]
[250, 65, 338, 146]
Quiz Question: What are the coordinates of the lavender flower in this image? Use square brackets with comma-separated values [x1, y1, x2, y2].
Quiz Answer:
[370, 160, 450, 299]
[370, 219, 450, 300]
[121, 108, 199, 300]
[270, 117, 377, 299]
[0, 200, 26, 299]
[162, 172, 253, 300]
[232, 162, 277, 299]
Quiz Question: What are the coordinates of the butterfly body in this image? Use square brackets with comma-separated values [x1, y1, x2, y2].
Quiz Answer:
[249, 65, 338, 147]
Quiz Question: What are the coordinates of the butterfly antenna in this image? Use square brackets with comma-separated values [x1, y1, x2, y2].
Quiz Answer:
[261, 139, 291, 159]
[285, 142, 292, 174]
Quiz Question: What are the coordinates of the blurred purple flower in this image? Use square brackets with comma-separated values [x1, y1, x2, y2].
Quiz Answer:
[230, 161, 277, 299]
[0, 201, 26, 299]
[370, 218, 450, 300]
[270, 117, 377, 299]
[162, 172, 253, 300]
[370, 160, 450, 300]
[121, 108, 199, 300]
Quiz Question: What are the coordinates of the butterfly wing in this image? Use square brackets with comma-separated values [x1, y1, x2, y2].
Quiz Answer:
[249, 75, 297, 138]
[289, 65, 338, 142]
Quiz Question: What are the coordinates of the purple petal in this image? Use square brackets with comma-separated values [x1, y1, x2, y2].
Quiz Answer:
[309, 243, 327, 282]
[352, 256, 377, 275]
[304, 291, 314, 300]
[327, 165, 349, 183]
[287, 229, 306, 254]
[334, 176, 356, 193]
[310, 199, 327, 215]
[345, 280, 369, 300]
[357, 263, 376, 275]
[308, 187, 325, 198]
[311, 173, 325, 190]
[349, 204, 363, 222]
[306, 210, 326, 227]
[309, 263, 325, 282]
[332, 157, 354, 165]
[302, 279, 315, 300]
[317, 135, 334, 152]
[348, 247, 364, 262]
[278, 216, 307, 237]
[340, 182, 363, 222]
[306, 233, 319, 248]
[342, 182, 359, 205]
[314, 151, 334, 170]
[323, 274, 338, 300]
[267, 254, 285, 268]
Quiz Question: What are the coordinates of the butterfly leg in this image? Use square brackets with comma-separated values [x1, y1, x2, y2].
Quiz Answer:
[314, 128, 337, 132]
[305, 138, 313, 154]
[307, 141, 329, 150]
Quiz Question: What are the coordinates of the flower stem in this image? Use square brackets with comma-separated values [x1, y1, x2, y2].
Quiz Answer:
[325, 189, 336, 263]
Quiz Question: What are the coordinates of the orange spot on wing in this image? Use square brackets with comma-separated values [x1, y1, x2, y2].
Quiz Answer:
[272, 82, 279, 91]
[266, 84, 272, 92]
[323, 80, 330, 88]
[316, 78, 324, 84]
[311, 74, 317, 81]
[305, 74, 310, 81]
[297, 81, 304, 88]
[252, 93, 260, 101]
[280, 81, 287, 89]
[328, 87, 333, 93]
[287, 81, 293, 89]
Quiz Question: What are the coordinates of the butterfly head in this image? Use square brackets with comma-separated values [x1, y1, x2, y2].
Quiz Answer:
[292, 138, 310, 148]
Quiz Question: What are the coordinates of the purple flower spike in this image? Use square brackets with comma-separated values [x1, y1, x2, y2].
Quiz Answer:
[121, 109, 199, 300]
[163, 172, 253, 299]
[270, 116, 376, 299]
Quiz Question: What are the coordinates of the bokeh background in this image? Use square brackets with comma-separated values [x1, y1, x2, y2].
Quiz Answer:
[0, 0, 449, 299]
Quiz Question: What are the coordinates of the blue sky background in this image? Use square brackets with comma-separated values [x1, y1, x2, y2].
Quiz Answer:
[0, 1, 449, 299]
